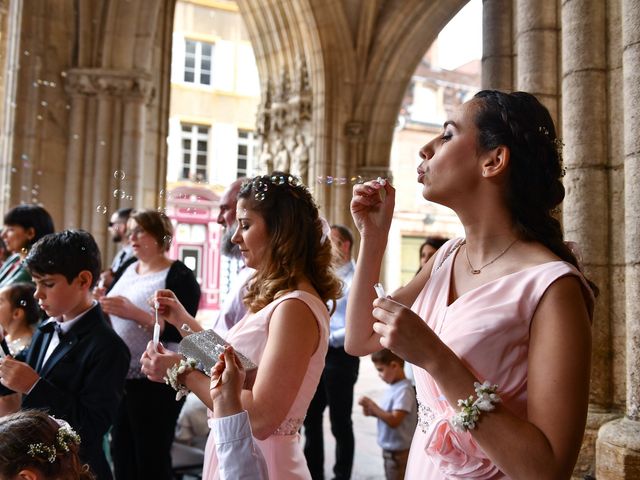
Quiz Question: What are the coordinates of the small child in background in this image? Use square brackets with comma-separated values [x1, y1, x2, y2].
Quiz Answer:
[358, 349, 417, 480]
[0, 409, 95, 479]
[0, 282, 40, 359]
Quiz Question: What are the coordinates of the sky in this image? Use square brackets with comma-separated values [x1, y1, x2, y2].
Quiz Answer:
[436, 0, 483, 71]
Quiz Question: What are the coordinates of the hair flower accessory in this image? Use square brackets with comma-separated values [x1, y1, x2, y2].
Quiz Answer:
[28, 418, 81, 463]
[319, 217, 331, 245]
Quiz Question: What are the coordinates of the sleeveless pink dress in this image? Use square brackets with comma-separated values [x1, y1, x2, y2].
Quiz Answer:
[404, 239, 593, 479]
[202, 290, 330, 480]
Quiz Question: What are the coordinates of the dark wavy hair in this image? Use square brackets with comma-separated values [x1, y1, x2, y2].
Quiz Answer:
[3, 205, 55, 250]
[237, 172, 342, 313]
[0, 410, 95, 479]
[473, 90, 598, 296]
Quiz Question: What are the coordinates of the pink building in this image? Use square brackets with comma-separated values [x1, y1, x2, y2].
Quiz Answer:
[166, 185, 222, 311]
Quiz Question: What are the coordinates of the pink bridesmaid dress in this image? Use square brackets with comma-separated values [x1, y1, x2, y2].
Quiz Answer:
[404, 239, 593, 479]
[202, 290, 330, 480]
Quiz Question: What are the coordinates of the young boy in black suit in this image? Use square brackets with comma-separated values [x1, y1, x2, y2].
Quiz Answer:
[0, 230, 130, 480]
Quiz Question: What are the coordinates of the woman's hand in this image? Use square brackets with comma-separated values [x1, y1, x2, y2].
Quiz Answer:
[371, 296, 448, 370]
[210, 346, 245, 418]
[350, 179, 395, 238]
[152, 289, 201, 333]
[100, 295, 148, 322]
[140, 341, 181, 383]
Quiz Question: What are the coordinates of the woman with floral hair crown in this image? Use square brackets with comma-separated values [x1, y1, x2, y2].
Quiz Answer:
[346, 90, 596, 479]
[0, 409, 94, 480]
[141, 172, 342, 479]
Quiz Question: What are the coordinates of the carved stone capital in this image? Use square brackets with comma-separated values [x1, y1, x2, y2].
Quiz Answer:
[345, 121, 365, 140]
[63, 68, 155, 102]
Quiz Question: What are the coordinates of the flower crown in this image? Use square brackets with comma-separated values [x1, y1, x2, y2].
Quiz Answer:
[28, 419, 81, 463]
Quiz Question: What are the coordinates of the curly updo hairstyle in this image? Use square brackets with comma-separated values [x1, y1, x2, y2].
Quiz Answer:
[237, 172, 342, 313]
[473, 90, 597, 296]
[0, 410, 95, 479]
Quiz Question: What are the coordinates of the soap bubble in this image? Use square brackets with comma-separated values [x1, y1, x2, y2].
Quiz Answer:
[96, 204, 108, 215]
[113, 170, 125, 180]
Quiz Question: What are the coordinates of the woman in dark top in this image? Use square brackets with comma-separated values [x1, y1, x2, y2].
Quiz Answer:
[99, 209, 200, 480]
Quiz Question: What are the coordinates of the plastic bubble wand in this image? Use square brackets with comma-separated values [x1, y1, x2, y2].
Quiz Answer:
[374, 282, 387, 299]
[153, 301, 160, 351]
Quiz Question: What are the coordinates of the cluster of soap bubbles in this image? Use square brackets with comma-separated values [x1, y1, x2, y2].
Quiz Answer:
[95, 170, 133, 215]
[9, 153, 44, 204]
[315, 175, 387, 186]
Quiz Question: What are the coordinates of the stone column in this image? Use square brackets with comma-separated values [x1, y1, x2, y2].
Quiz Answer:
[597, 0, 640, 477]
[560, 2, 618, 477]
[63, 68, 153, 258]
[0, 0, 21, 215]
[515, 0, 559, 121]
[481, 0, 513, 91]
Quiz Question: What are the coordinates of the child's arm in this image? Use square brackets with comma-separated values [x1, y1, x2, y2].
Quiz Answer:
[358, 395, 408, 428]
[0, 356, 40, 393]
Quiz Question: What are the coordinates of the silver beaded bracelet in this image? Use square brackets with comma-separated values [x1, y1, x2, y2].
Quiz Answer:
[164, 357, 198, 401]
[451, 381, 501, 432]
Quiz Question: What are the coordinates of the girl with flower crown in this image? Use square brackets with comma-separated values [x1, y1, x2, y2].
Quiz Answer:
[346, 91, 596, 479]
[0, 410, 94, 480]
[141, 172, 342, 479]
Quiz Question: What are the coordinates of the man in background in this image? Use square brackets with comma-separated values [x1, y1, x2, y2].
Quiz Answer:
[99, 208, 134, 290]
[304, 224, 359, 480]
[110, 208, 134, 271]
[212, 177, 252, 335]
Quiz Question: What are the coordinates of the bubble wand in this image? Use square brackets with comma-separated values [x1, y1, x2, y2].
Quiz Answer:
[374, 282, 387, 299]
[153, 301, 160, 351]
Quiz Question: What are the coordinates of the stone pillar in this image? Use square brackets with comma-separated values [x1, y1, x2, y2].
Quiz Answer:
[0, 0, 21, 215]
[560, 1, 616, 476]
[515, 0, 559, 121]
[63, 68, 153, 258]
[597, 0, 640, 477]
[481, 0, 513, 91]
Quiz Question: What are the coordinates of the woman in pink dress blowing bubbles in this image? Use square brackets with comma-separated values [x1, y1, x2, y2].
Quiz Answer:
[346, 90, 596, 479]
[141, 172, 341, 479]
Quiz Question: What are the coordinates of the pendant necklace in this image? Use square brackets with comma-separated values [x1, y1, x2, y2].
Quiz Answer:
[464, 238, 518, 274]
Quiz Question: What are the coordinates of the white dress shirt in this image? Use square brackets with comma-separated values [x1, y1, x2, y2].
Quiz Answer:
[210, 410, 269, 480]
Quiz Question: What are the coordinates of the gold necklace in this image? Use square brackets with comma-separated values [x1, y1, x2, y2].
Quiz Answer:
[464, 238, 518, 274]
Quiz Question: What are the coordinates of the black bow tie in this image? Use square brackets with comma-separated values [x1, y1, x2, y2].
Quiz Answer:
[39, 321, 63, 337]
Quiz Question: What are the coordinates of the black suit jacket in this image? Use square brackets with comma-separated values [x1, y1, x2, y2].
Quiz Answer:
[22, 303, 130, 480]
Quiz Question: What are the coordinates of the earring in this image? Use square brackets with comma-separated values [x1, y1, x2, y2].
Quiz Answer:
[20, 246, 29, 255]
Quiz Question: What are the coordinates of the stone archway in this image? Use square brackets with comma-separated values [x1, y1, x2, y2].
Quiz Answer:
[237, 0, 468, 223]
